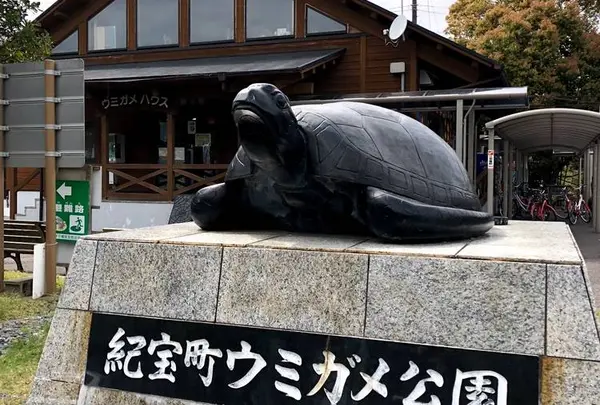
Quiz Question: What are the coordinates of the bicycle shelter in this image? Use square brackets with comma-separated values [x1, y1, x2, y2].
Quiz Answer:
[485, 108, 600, 232]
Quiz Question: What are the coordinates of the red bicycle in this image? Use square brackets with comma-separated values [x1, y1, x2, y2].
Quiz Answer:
[529, 188, 560, 221]
[566, 185, 592, 225]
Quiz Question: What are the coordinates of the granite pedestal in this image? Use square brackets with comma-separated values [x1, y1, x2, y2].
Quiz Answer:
[28, 220, 600, 404]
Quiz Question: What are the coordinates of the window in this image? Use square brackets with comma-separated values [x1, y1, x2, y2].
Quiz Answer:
[88, 0, 127, 51]
[306, 6, 346, 36]
[246, 0, 294, 40]
[52, 30, 78, 54]
[190, 0, 235, 43]
[138, 0, 179, 47]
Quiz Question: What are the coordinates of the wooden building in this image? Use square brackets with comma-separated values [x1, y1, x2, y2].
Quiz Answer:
[14, 0, 510, 204]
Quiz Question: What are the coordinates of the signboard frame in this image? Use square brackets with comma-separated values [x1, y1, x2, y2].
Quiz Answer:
[85, 313, 541, 405]
[56, 180, 90, 242]
[0, 58, 85, 294]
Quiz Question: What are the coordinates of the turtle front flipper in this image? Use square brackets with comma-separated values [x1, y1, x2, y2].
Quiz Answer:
[191, 183, 241, 231]
[364, 187, 494, 242]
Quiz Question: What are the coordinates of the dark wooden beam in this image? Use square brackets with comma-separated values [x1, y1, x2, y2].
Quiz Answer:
[180, 0, 190, 47]
[296, 0, 306, 39]
[417, 43, 479, 83]
[360, 35, 367, 92]
[52, 0, 113, 44]
[127, 0, 137, 50]
[408, 40, 418, 91]
[78, 21, 87, 55]
[82, 36, 355, 65]
[235, 0, 245, 43]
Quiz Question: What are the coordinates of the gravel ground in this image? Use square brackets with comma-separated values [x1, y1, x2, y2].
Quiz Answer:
[0, 316, 51, 356]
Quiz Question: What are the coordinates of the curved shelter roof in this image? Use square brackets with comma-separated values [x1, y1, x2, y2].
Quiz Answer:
[485, 108, 600, 153]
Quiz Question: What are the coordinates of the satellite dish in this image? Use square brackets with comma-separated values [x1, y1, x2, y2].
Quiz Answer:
[388, 15, 407, 41]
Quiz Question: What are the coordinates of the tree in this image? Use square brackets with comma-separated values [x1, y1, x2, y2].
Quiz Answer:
[0, 0, 52, 64]
[446, 0, 600, 109]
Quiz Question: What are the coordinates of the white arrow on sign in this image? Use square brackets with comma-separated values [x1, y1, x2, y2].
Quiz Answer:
[57, 183, 72, 199]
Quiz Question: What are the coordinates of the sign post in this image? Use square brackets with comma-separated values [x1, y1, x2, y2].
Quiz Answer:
[44, 59, 57, 294]
[0, 58, 85, 296]
[55, 180, 90, 242]
[0, 65, 5, 293]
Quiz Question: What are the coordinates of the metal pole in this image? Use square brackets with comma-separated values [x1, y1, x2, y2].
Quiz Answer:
[508, 145, 514, 218]
[516, 151, 522, 185]
[579, 155, 583, 188]
[467, 107, 476, 184]
[524, 153, 529, 184]
[0, 65, 5, 293]
[587, 148, 593, 202]
[456, 99, 464, 166]
[590, 142, 600, 233]
[487, 129, 495, 215]
[502, 140, 509, 217]
[44, 59, 57, 295]
[412, 0, 418, 24]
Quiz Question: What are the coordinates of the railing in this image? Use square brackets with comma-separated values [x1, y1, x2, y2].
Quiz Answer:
[104, 164, 229, 201]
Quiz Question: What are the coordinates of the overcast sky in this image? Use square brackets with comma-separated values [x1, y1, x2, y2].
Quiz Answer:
[33, 0, 451, 36]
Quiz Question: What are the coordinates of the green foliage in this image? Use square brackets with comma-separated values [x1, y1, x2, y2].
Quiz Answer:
[0, 0, 52, 64]
[446, 0, 600, 109]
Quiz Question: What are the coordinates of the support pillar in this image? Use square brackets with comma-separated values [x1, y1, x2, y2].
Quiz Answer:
[467, 110, 476, 184]
[515, 151, 522, 186]
[507, 145, 514, 218]
[578, 155, 582, 188]
[590, 142, 600, 233]
[502, 140, 509, 217]
[586, 148, 594, 202]
[487, 129, 495, 215]
[524, 153, 529, 184]
[456, 99, 464, 166]
[43, 59, 58, 295]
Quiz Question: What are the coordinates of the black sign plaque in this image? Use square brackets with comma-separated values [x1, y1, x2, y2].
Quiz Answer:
[84, 313, 540, 405]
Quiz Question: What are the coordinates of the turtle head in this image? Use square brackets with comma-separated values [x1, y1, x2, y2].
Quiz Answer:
[232, 83, 302, 173]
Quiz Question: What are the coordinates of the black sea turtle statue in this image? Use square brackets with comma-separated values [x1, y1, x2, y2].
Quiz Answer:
[190, 83, 493, 242]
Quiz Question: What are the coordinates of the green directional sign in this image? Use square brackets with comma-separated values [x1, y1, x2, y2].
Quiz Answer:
[56, 180, 90, 243]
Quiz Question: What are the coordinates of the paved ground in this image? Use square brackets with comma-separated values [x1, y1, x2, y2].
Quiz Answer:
[570, 222, 600, 309]
[3, 255, 67, 276]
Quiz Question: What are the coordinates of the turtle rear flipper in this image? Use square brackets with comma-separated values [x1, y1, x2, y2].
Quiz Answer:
[364, 187, 494, 242]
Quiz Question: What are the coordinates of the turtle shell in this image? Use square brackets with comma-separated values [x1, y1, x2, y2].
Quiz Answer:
[293, 101, 481, 211]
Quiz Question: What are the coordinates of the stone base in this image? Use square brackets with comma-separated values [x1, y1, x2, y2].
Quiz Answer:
[28, 221, 600, 404]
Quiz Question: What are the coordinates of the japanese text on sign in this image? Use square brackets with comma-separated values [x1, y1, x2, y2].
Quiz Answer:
[102, 94, 169, 109]
[55, 180, 89, 243]
[102, 327, 508, 404]
[84, 314, 540, 405]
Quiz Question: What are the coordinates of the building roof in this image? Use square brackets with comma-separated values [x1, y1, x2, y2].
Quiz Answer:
[84, 49, 345, 83]
[35, 0, 508, 86]
[485, 108, 600, 153]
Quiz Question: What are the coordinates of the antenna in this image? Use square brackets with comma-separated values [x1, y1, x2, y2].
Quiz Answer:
[384, 14, 407, 47]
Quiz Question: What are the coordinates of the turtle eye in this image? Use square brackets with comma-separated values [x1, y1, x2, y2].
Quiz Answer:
[275, 94, 288, 109]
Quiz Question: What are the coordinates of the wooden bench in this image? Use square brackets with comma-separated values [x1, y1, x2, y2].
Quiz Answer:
[3, 220, 45, 271]
[5, 277, 33, 296]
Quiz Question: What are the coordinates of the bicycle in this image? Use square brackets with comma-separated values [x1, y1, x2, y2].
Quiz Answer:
[566, 185, 592, 225]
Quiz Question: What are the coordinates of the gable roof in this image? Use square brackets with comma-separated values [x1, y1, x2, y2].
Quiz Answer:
[36, 0, 508, 85]
[352, 0, 503, 70]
